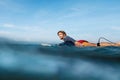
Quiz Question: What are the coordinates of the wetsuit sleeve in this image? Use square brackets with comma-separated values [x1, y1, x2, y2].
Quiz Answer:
[59, 36, 76, 46]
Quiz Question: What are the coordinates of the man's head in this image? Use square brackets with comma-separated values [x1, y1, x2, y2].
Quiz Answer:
[57, 30, 67, 40]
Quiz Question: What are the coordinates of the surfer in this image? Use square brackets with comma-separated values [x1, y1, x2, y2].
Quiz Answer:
[57, 30, 96, 47]
[57, 30, 120, 47]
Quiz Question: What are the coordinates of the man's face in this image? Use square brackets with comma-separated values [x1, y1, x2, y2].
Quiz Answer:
[58, 32, 66, 40]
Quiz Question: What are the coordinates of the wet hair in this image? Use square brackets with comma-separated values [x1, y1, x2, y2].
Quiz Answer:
[57, 30, 67, 36]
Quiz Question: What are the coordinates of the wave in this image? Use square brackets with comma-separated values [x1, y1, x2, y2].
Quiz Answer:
[0, 38, 120, 80]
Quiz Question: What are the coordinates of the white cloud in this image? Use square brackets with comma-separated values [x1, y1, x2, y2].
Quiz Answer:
[111, 26, 120, 31]
[0, 30, 11, 38]
[2, 23, 15, 28]
[0, 30, 10, 34]
[0, 23, 59, 42]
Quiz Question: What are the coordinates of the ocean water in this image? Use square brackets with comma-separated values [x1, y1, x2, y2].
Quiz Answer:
[0, 38, 120, 80]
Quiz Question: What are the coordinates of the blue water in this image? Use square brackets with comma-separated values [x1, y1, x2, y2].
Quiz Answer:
[0, 38, 120, 80]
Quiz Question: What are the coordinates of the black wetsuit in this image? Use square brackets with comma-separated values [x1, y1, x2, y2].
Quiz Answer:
[59, 36, 76, 46]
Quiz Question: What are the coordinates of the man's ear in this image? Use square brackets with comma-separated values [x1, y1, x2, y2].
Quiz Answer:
[64, 34, 66, 37]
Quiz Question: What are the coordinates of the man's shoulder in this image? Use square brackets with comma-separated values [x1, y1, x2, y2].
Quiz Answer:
[64, 36, 75, 41]
[64, 36, 71, 40]
[65, 36, 71, 38]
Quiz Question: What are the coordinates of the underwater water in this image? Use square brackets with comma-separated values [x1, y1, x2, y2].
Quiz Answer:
[0, 38, 120, 80]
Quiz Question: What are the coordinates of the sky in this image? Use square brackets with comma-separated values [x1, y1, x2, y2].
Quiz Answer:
[0, 0, 120, 43]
